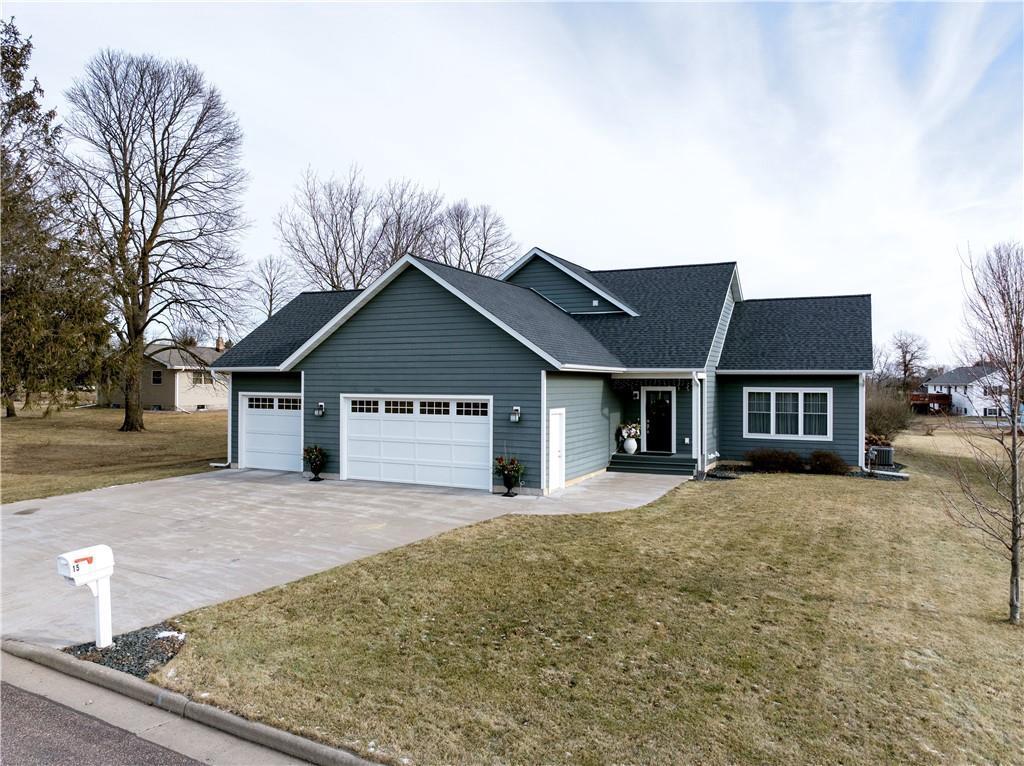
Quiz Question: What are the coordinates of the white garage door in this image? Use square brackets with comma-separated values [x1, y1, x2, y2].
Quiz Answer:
[342, 396, 492, 490]
[240, 394, 303, 471]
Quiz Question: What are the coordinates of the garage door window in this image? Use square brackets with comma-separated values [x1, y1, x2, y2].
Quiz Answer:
[351, 399, 379, 413]
[456, 401, 488, 416]
[277, 397, 302, 410]
[248, 396, 274, 409]
[385, 399, 414, 414]
[419, 400, 450, 415]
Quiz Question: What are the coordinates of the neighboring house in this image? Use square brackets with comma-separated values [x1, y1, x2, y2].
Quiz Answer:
[100, 342, 230, 411]
[922, 364, 1006, 417]
[212, 248, 872, 493]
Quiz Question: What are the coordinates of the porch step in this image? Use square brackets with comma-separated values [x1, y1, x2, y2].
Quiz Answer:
[608, 453, 697, 476]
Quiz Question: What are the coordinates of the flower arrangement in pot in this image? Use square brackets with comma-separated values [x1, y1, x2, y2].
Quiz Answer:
[303, 445, 327, 481]
[494, 455, 526, 497]
[619, 423, 641, 454]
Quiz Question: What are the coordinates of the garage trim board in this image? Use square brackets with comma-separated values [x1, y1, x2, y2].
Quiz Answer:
[340, 394, 494, 491]
[238, 391, 304, 472]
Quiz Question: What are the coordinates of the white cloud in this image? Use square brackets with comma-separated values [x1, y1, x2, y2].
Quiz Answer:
[10, 1, 1022, 361]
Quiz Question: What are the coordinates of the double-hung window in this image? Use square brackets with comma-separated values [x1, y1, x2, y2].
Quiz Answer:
[744, 388, 832, 440]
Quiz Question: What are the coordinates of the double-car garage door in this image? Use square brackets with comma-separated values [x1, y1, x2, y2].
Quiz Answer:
[342, 395, 492, 491]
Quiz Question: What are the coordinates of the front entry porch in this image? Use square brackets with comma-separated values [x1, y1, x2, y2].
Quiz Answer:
[608, 378, 698, 477]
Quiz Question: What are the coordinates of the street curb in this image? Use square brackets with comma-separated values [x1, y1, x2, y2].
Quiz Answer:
[2, 639, 374, 766]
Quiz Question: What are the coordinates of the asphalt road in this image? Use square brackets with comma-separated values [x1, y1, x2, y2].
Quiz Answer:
[0, 682, 200, 766]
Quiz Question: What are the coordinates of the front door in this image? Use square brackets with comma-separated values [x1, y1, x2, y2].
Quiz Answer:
[643, 387, 674, 453]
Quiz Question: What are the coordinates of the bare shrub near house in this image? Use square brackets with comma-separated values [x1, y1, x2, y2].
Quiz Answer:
[65, 50, 246, 431]
[865, 388, 912, 440]
[942, 242, 1023, 624]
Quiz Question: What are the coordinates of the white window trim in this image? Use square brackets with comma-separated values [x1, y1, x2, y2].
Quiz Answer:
[742, 387, 833, 441]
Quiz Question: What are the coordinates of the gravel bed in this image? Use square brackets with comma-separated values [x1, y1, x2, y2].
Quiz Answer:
[63, 622, 186, 678]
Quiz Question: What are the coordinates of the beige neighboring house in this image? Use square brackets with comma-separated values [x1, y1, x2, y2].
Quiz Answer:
[99, 341, 230, 411]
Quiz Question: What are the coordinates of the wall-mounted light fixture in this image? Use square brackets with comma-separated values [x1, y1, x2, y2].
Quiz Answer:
[314, 402, 326, 417]
[510, 406, 521, 423]
[633, 390, 640, 400]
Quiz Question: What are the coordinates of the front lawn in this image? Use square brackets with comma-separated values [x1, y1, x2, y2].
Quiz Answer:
[157, 424, 1021, 765]
[1, 406, 227, 504]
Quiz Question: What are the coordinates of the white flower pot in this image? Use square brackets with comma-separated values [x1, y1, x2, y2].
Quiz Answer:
[623, 437, 638, 455]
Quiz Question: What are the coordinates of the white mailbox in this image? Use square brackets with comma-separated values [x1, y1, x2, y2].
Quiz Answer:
[56, 544, 115, 648]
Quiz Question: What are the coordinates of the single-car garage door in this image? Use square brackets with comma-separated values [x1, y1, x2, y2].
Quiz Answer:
[342, 396, 492, 490]
[240, 394, 303, 471]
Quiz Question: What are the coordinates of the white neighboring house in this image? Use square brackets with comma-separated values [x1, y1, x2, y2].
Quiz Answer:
[99, 341, 230, 412]
[924, 364, 1008, 417]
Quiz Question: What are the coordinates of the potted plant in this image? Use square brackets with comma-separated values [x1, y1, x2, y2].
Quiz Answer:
[619, 423, 641, 454]
[303, 445, 327, 481]
[494, 455, 526, 497]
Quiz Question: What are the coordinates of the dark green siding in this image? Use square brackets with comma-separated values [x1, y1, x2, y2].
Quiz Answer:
[297, 267, 551, 489]
[546, 373, 620, 481]
[717, 375, 861, 465]
[229, 372, 302, 464]
[507, 257, 619, 314]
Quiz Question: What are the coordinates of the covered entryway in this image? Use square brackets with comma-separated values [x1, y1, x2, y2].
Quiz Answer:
[341, 395, 492, 491]
[239, 394, 303, 471]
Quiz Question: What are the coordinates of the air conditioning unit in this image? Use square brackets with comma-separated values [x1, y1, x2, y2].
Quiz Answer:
[870, 446, 895, 468]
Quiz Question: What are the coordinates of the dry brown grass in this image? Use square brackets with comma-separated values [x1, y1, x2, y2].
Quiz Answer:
[1, 406, 226, 504]
[158, 421, 1022, 765]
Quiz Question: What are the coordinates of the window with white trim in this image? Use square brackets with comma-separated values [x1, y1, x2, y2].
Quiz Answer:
[192, 371, 213, 385]
[984, 407, 1002, 417]
[419, 400, 450, 416]
[247, 396, 274, 409]
[456, 401, 488, 417]
[384, 399, 413, 414]
[744, 388, 833, 440]
[351, 399, 379, 413]
[277, 397, 302, 410]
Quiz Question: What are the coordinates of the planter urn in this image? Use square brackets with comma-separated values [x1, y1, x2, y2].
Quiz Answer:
[623, 437, 638, 455]
[501, 473, 518, 497]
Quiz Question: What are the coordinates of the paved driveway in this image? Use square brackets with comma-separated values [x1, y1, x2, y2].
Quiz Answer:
[2, 470, 683, 647]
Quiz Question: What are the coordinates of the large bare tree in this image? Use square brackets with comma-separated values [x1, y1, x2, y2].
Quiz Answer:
[248, 252, 300, 319]
[377, 178, 442, 267]
[943, 242, 1023, 624]
[890, 330, 930, 393]
[432, 200, 517, 276]
[65, 50, 247, 431]
[276, 167, 386, 290]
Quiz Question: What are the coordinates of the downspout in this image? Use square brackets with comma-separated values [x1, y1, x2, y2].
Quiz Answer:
[691, 372, 702, 470]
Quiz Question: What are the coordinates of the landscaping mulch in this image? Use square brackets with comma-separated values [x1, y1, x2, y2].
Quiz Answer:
[64, 622, 186, 679]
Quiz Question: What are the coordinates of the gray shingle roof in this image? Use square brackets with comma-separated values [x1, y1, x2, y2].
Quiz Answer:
[145, 345, 223, 369]
[572, 263, 737, 368]
[212, 290, 362, 368]
[718, 295, 872, 371]
[534, 248, 639, 314]
[925, 365, 997, 386]
[414, 258, 623, 368]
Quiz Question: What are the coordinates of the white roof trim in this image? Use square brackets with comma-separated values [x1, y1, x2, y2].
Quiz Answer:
[560, 364, 628, 373]
[611, 368, 702, 379]
[279, 256, 566, 371]
[704, 264, 739, 369]
[716, 369, 871, 375]
[499, 247, 640, 317]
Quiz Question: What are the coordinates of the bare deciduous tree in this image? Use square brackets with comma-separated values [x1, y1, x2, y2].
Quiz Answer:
[248, 252, 299, 319]
[432, 200, 518, 276]
[890, 330, 929, 393]
[942, 242, 1023, 624]
[65, 50, 247, 431]
[378, 178, 443, 268]
[276, 167, 386, 290]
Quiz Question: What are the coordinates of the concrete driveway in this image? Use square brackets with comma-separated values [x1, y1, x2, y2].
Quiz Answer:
[2, 470, 683, 647]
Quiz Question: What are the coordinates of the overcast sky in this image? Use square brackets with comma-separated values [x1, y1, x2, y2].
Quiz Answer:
[11, 2, 1023, 364]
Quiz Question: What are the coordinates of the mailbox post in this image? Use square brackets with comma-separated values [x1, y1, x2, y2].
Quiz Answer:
[56, 544, 115, 648]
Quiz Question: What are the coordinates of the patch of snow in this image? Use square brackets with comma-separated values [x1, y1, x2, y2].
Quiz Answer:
[156, 630, 186, 640]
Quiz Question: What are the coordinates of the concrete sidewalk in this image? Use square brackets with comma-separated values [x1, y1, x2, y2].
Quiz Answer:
[3, 469, 683, 647]
[1, 653, 302, 764]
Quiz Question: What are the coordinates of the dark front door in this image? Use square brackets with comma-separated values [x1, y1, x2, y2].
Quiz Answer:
[644, 389, 673, 453]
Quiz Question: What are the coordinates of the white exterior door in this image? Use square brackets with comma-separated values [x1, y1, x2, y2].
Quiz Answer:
[548, 407, 566, 491]
[240, 394, 303, 471]
[341, 396, 492, 491]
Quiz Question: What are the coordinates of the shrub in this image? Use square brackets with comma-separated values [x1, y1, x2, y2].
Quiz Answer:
[746, 448, 804, 473]
[865, 433, 893, 447]
[808, 450, 849, 475]
[865, 391, 912, 440]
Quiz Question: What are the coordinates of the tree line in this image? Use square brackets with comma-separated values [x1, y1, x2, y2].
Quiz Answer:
[1, 20, 518, 428]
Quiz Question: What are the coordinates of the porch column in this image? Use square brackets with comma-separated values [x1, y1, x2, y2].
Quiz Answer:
[691, 372, 702, 466]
